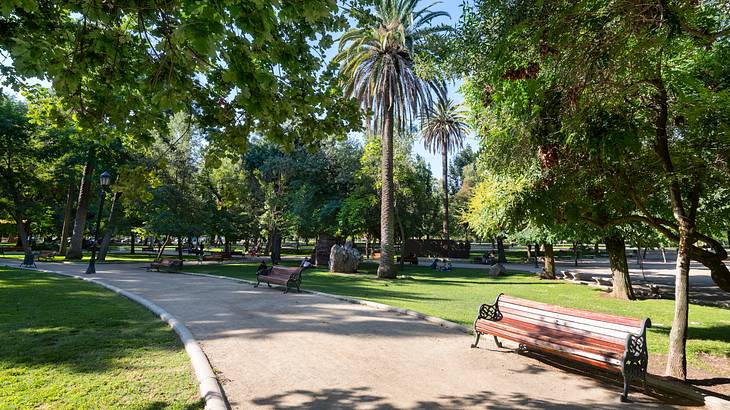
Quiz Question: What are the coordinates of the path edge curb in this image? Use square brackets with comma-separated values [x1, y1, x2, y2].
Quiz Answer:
[178, 269, 729, 409]
[5, 264, 228, 410]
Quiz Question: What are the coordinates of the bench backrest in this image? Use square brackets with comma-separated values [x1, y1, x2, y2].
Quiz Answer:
[269, 266, 304, 280]
[497, 295, 649, 344]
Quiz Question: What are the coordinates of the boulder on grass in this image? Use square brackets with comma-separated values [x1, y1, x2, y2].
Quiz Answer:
[487, 263, 506, 277]
[329, 243, 361, 273]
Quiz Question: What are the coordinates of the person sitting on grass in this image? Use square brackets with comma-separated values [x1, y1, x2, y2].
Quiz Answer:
[429, 258, 439, 269]
[438, 259, 452, 271]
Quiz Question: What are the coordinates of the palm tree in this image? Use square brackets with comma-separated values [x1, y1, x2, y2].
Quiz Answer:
[421, 98, 468, 244]
[335, 0, 448, 278]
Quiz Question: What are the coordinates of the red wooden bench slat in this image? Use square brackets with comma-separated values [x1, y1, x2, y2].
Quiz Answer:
[480, 321, 624, 366]
[500, 295, 643, 328]
[476, 318, 625, 357]
[497, 305, 633, 342]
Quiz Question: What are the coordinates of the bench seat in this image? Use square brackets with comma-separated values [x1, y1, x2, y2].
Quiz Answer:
[148, 258, 183, 272]
[256, 266, 304, 293]
[471, 294, 650, 401]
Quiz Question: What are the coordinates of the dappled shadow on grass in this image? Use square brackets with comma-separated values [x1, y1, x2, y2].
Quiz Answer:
[648, 325, 730, 347]
[0, 268, 184, 375]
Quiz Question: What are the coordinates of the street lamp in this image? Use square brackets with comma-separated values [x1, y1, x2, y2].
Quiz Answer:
[85, 171, 111, 275]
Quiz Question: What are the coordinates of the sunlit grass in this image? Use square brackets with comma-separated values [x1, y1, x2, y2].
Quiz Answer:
[0, 267, 203, 409]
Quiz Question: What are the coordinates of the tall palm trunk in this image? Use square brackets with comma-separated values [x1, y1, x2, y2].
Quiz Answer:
[66, 151, 95, 259]
[59, 185, 75, 255]
[442, 144, 449, 243]
[378, 103, 396, 279]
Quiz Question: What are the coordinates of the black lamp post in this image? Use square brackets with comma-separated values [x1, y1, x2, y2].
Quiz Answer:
[85, 171, 111, 275]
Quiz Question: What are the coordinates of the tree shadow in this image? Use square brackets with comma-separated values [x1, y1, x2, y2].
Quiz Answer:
[0, 268, 187, 374]
[250, 386, 681, 409]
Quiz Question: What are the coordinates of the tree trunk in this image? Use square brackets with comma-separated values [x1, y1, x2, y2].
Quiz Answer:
[59, 185, 75, 255]
[543, 243, 555, 278]
[13, 211, 31, 254]
[527, 243, 532, 259]
[270, 229, 282, 264]
[496, 236, 507, 264]
[534, 243, 540, 257]
[130, 231, 136, 254]
[156, 235, 170, 260]
[573, 241, 579, 267]
[377, 103, 395, 278]
[394, 198, 406, 271]
[178, 236, 184, 260]
[594, 242, 599, 256]
[66, 152, 94, 259]
[666, 227, 692, 379]
[442, 146, 450, 244]
[605, 234, 635, 300]
[98, 192, 121, 262]
[653, 74, 696, 380]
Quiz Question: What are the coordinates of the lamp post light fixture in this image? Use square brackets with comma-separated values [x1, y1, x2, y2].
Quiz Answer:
[85, 171, 111, 275]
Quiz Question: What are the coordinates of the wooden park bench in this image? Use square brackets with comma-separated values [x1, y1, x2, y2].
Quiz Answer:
[202, 253, 224, 262]
[37, 250, 58, 262]
[396, 254, 419, 265]
[255, 265, 305, 293]
[147, 258, 183, 272]
[471, 294, 651, 401]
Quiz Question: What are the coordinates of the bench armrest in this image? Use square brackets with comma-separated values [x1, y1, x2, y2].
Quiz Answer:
[475, 293, 504, 321]
[256, 267, 272, 277]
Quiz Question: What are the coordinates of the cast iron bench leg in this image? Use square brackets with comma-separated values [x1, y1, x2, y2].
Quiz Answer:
[621, 372, 630, 402]
[494, 336, 504, 348]
[254, 281, 260, 288]
[471, 332, 481, 348]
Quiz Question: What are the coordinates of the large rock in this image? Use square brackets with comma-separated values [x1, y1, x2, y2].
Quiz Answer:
[487, 263, 506, 277]
[329, 242, 361, 273]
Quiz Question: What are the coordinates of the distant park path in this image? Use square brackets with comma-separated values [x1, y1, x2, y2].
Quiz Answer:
[29, 261, 678, 409]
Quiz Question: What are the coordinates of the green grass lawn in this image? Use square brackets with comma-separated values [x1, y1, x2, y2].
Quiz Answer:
[0, 267, 203, 409]
[184, 261, 730, 373]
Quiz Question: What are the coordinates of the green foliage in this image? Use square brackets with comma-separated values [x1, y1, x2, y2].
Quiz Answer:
[1, 1, 359, 153]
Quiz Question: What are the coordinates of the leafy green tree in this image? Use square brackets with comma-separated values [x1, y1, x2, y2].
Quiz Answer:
[0, 93, 37, 253]
[451, 0, 730, 379]
[335, 0, 447, 277]
[1, 2, 358, 152]
[421, 98, 469, 242]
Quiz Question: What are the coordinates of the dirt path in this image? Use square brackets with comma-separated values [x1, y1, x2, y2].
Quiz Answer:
[26, 262, 686, 409]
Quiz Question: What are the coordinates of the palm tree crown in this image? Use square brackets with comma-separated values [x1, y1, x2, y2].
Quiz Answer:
[335, 0, 448, 132]
[421, 98, 469, 155]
